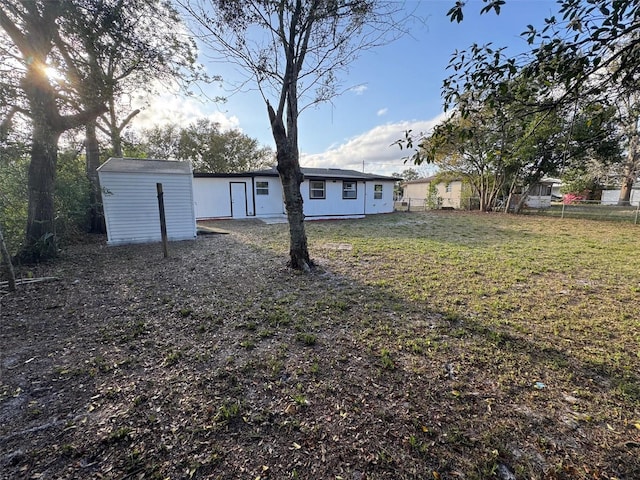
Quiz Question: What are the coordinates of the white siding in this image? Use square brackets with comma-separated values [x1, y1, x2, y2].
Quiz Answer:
[193, 177, 253, 218]
[100, 171, 196, 245]
[253, 176, 285, 216]
[601, 189, 640, 206]
[525, 196, 552, 208]
[364, 181, 395, 214]
[194, 172, 396, 220]
[302, 179, 366, 218]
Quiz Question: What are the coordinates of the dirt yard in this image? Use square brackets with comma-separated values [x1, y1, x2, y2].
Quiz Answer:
[1, 216, 638, 479]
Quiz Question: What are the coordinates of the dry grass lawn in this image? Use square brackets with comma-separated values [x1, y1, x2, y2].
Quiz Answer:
[1, 211, 639, 479]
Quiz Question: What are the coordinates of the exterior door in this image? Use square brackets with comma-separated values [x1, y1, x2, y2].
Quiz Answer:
[230, 182, 248, 218]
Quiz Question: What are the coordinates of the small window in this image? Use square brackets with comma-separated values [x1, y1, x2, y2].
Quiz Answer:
[256, 181, 269, 195]
[445, 183, 452, 193]
[374, 184, 383, 200]
[343, 181, 357, 199]
[310, 180, 325, 199]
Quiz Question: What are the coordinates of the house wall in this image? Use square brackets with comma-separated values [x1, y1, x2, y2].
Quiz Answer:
[195, 174, 395, 220]
[402, 182, 430, 201]
[402, 180, 463, 209]
[99, 171, 196, 245]
[302, 179, 366, 217]
[525, 196, 552, 208]
[253, 176, 285, 216]
[601, 189, 640, 206]
[193, 176, 254, 218]
[364, 181, 395, 214]
[435, 181, 462, 209]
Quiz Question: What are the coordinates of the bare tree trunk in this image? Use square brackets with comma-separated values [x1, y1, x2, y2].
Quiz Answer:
[618, 135, 638, 205]
[86, 120, 106, 233]
[267, 102, 312, 271]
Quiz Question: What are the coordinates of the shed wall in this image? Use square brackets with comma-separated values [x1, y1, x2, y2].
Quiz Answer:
[100, 172, 196, 245]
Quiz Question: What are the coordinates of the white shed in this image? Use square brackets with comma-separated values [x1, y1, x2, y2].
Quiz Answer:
[97, 158, 197, 245]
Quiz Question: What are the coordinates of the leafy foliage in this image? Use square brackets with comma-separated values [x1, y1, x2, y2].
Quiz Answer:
[0, 149, 92, 259]
[134, 119, 274, 173]
[0, 157, 28, 257]
[444, 1, 640, 114]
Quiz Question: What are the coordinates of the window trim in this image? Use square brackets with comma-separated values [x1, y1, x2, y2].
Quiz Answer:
[342, 181, 357, 200]
[255, 181, 269, 195]
[373, 183, 383, 200]
[309, 180, 326, 199]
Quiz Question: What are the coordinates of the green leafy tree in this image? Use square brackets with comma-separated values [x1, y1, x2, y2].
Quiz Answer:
[0, 0, 204, 259]
[136, 120, 274, 173]
[178, 120, 274, 173]
[444, 1, 640, 114]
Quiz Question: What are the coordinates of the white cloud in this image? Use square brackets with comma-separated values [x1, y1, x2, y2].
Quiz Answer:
[300, 113, 448, 176]
[350, 85, 368, 95]
[377, 108, 388, 117]
[130, 93, 240, 132]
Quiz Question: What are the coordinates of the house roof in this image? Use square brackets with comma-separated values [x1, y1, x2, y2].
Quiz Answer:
[98, 157, 192, 175]
[402, 176, 437, 185]
[194, 166, 399, 181]
[401, 175, 464, 186]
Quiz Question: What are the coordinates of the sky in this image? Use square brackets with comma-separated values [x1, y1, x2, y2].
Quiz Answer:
[131, 0, 562, 176]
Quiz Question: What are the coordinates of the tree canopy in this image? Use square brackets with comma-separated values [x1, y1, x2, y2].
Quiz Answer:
[0, 0, 202, 260]
[134, 119, 274, 173]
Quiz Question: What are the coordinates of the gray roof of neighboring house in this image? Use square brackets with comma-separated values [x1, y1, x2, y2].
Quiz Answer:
[98, 157, 192, 175]
[194, 166, 399, 181]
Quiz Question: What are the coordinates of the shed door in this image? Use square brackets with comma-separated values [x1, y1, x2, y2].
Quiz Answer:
[230, 182, 248, 218]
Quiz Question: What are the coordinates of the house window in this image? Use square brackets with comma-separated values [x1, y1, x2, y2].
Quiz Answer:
[445, 183, 452, 193]
[343, 181, 357, 199]
[256, 181, 269, 195]
[374, 184, 383, 200]
[310, 180, 325, 199]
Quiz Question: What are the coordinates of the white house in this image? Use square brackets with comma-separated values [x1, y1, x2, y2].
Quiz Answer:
[97, 158, 197, 245]
[601, 184, 640, 206]
[524, 178, 562, 208]
[193, 167, 397, 220]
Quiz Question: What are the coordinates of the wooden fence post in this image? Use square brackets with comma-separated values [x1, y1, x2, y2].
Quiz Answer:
[157, 183, 169, 258]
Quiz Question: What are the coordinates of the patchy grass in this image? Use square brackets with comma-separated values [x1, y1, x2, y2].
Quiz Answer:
[1, 211, 639, 479]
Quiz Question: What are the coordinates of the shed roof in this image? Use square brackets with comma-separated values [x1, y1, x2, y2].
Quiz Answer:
[98, 157, 192, 175]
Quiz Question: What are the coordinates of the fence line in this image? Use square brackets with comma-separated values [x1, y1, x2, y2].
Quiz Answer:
[394, 197, 478, 212]
[395, 198, 640, 224]
[523, 200, 640, 224]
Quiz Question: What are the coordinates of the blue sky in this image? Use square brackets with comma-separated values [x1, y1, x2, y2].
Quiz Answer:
[134, 0, 562, 175]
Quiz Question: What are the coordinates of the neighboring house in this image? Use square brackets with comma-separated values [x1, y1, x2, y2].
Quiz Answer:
[97, 158, 197, 245]
[524, 178, 562, 209]
[601, 183, 640, 206]
[400, 176, 464, 209]
[193, 167, 397, 220]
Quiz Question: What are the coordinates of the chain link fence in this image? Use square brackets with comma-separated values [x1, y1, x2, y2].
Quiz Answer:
[522, 200, 640, 224]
